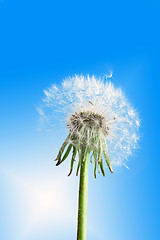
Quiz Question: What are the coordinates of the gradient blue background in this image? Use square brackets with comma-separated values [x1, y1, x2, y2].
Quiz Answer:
[0, 0, 160, 240]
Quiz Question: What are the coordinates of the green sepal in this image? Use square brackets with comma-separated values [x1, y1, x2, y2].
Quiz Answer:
[55, 134, 70, 164]
[76, 146, 89, 176]
[102, 138, 113, 173]
[68, 146, 77, 176]
[93, 151, 97, 178]
[76, 149, 81, 176]
[97, 140, 105, 176]
[56, 143, 72, 166]
[76, 159, 81, 176]
[99, 158, 105, 176]
[90, 152, 94, 163]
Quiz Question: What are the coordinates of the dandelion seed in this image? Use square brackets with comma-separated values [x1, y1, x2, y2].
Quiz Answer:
[41, 74, 140, 172]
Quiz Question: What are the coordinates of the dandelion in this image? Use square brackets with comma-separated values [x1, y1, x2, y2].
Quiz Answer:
[40, 74, 140, 240]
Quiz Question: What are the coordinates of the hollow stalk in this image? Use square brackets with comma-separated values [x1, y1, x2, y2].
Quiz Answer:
[77, 150, 90, 240]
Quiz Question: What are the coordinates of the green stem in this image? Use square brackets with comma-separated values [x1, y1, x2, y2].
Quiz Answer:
[77, 149, 90, 240]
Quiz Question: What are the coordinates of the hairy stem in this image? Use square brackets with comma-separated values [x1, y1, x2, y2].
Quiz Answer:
[77, 149, 90, 240]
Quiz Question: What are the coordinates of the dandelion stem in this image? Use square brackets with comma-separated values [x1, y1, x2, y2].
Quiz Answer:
[77, 148, 90, 240]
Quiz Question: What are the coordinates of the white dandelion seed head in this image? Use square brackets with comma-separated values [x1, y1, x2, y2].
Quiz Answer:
[41, 74, 140, 167]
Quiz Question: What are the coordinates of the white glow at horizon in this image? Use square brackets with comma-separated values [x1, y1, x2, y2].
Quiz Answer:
[0, 165, 77, 240]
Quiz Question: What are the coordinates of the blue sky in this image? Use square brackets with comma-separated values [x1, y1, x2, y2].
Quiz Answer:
[0, 0, 160, 240]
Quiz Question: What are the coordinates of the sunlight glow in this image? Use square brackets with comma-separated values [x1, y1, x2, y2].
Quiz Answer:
[0, 165, 76, 240]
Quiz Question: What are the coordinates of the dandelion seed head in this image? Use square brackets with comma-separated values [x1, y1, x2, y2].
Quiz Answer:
[41, 74, 140, 168]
